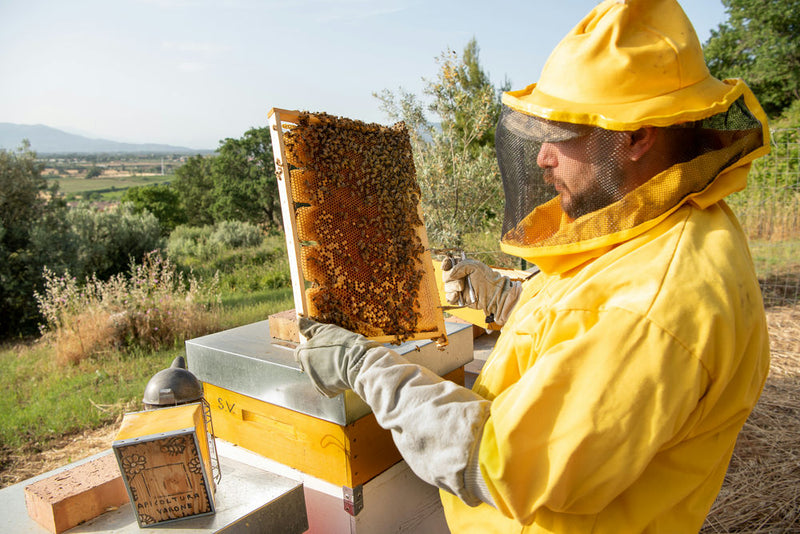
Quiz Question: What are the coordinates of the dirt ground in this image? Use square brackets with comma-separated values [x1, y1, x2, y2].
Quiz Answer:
[0, 425, 119, 488]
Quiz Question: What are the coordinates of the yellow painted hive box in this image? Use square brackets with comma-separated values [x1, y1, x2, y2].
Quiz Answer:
[112, 402, 215, 527]
[204, 366, 464, 489]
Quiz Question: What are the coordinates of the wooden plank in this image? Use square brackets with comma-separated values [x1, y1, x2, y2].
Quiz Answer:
[269, 108, 308, 318]
[265, 308, 423, 345]
[24, 453, 129, 534]
[269, 308, 300, 343]
[414, 202, 448, 345]
[346, 406, 403, 487]
[113, 403, 202, 441]
[205, 382, 366, 487]
[268, 107, 320, 125]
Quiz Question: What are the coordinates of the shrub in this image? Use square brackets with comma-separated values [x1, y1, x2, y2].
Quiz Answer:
[166, 224, 216, 259]
[121, 184, 187, 235]
[36, 252, 221, 364]
[67, 203, 164, 280]
[167, 221, 265, 260]
[209, 220, 264, 249]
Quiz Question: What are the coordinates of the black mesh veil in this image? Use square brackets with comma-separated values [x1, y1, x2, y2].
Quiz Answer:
[496, 108, 558, 238]
[497, 107, 625, 236]
[496, 97, 764, 247]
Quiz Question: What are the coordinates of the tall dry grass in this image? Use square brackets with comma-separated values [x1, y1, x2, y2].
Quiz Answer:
[733, 192, 800, 242]
[702, 307, 800, 532]
[36, 252, 221, 364]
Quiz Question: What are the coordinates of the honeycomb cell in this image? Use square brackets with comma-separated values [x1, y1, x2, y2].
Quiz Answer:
[278, 111, 443, 344]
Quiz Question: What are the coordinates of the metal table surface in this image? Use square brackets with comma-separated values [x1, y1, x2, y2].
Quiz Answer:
[0, 452, 307, 533]
[186, 320, 473, 425]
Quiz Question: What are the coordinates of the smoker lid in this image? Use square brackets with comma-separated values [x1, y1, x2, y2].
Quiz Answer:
[143, 356, 204, 408]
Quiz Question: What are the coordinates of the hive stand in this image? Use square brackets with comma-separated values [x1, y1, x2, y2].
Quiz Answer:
[186, 319, 473, 533]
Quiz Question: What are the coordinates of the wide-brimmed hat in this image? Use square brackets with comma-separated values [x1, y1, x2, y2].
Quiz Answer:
[504, 0, 750, 131]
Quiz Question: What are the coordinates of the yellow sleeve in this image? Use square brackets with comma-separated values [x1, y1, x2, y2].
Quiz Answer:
[479, 306, 710, 523]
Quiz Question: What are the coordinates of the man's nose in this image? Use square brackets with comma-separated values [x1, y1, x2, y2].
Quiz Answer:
[537, 142, 556, 169]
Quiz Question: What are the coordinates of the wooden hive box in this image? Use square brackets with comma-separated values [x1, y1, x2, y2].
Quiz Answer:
[112, 403, 216, 527]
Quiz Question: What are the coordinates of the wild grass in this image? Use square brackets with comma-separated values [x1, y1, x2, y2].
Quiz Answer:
[168, 229, 292, 294]
[0, 341, 168, 451]
[0, 233, 294, 469]
[729, 189, 800, 242]
[36, 252, 221, 364]
[730, 184, 800, 307]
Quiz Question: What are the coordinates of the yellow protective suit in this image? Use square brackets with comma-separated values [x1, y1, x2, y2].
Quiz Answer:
[437, 2, 771, 531]
[440, 107, 771, 534]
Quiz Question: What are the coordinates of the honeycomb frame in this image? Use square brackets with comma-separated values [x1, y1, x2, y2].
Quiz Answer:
[268, 108, 447, 345]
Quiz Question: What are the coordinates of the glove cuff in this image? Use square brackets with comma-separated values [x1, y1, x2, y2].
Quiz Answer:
[464, 430, 496, 507]
[353, 348, 493, 506]
[345, 338, 382, 388]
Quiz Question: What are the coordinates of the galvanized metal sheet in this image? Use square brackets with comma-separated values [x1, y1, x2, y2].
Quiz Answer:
[185, 321, 474, 425]
[0, 453, 307, 534]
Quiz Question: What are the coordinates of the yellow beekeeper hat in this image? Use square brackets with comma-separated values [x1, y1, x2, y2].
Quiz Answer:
[503, 0, 750, 130]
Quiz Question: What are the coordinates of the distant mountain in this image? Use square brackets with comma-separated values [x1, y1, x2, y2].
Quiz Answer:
[0, 123, 207, 154]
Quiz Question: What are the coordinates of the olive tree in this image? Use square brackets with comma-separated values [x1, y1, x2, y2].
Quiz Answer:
[211, 127, 281, 229]
[374, 38, 505, 248]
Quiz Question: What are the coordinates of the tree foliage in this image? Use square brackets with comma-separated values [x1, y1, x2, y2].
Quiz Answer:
[0, 143, 73, 336]
[211, 127, 280, 228]
[0, 142, 53, 250]
[173, 154, 215, 227]
[375, 38, 505, 247]
[171, 128, 281, 230]
[85, 165, 102, 179]
[703, 0, 800, 117]
[121, 183, 187, 234]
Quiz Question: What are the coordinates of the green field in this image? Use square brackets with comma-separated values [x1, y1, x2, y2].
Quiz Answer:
[53, 174, 174, 195]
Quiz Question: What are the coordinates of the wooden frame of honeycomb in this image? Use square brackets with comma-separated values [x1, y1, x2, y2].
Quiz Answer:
[268, 108, 447, 345]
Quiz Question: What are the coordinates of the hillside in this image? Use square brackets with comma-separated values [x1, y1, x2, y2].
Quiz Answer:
[0, 123, 205, 154]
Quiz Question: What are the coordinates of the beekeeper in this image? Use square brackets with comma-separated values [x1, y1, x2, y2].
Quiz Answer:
[295, 0, 772, 531]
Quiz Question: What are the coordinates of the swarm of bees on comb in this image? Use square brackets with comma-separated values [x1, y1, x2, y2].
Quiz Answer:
[279, 111, 443, 344]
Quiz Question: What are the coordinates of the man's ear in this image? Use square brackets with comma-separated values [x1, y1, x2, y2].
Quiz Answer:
[628, 127, 658, 162]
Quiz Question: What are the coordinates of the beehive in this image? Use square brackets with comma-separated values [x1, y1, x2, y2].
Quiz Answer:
[269, 108, 446, 345]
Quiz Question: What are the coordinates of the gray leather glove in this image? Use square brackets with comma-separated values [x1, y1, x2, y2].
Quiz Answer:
[295, 317, 495, 507]
[294, 317, 381, 397]
[442, 259, 522, 325]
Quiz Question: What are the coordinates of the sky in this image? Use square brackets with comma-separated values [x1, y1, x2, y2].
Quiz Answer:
[0, 0, 728, 151]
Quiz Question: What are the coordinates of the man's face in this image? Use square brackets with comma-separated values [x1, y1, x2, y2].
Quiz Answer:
[536, 129, 627, 219]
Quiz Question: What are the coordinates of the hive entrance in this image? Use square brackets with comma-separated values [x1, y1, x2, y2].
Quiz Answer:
[269, 109, 446, 345]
